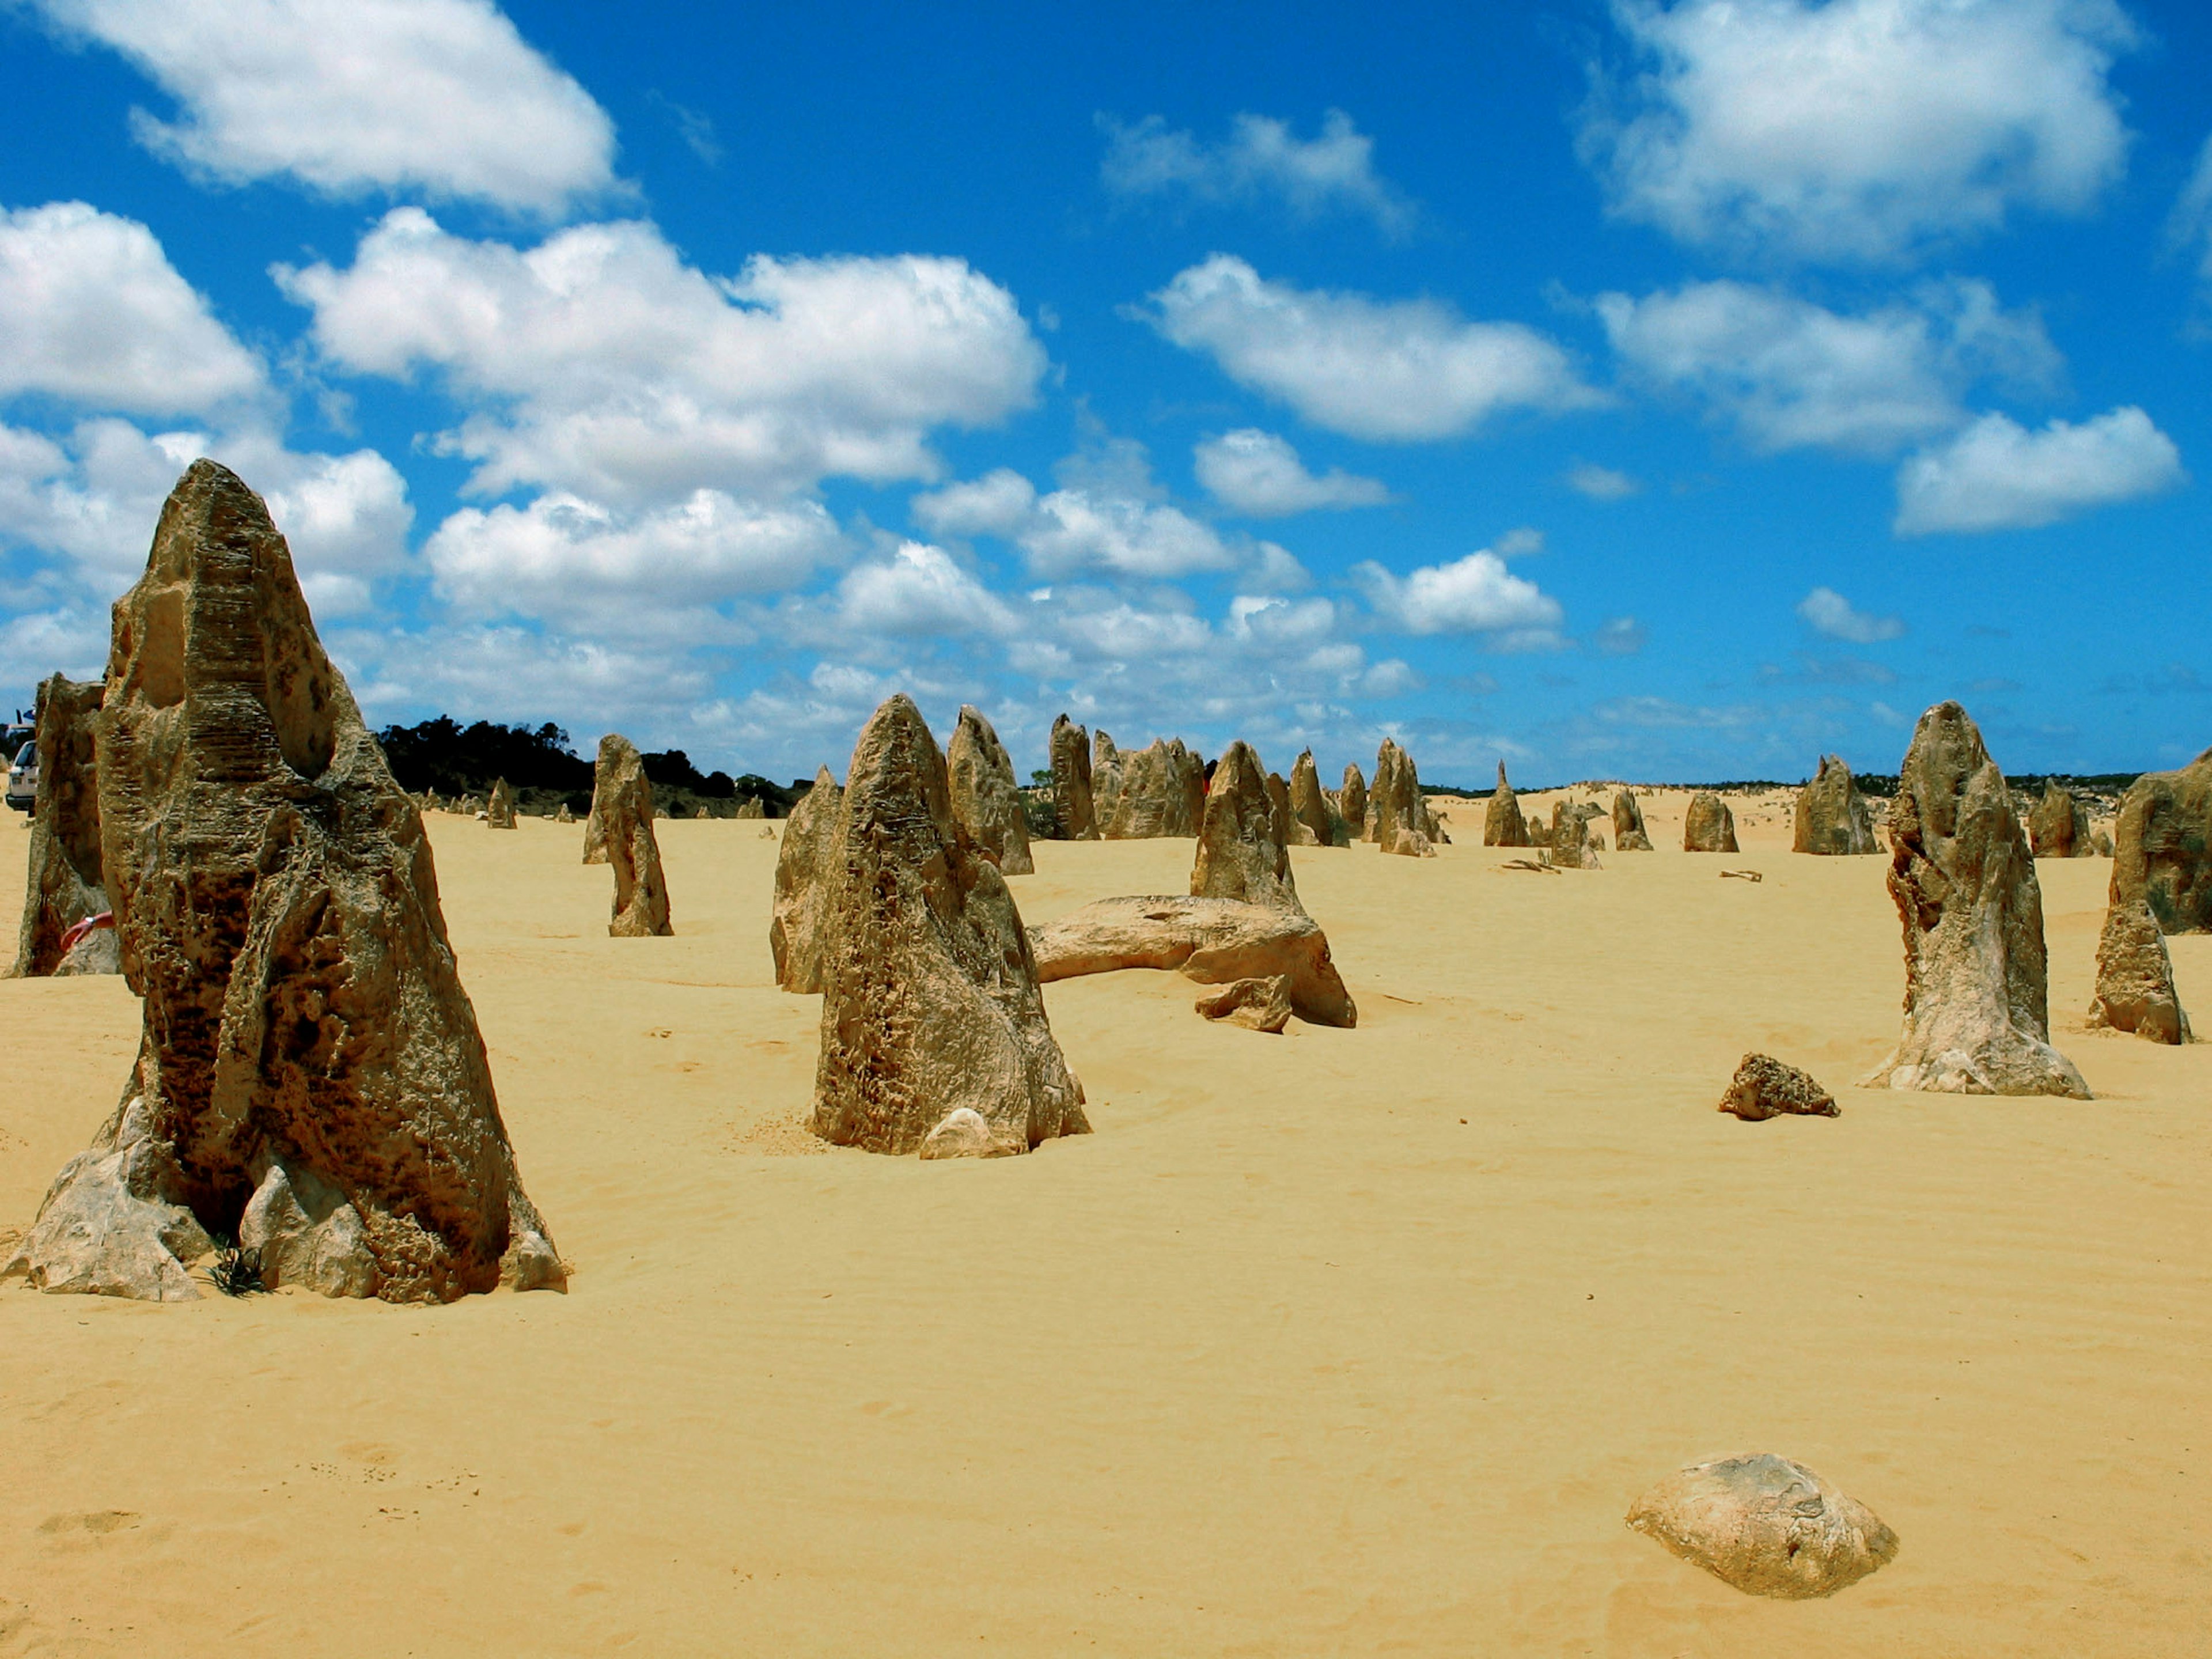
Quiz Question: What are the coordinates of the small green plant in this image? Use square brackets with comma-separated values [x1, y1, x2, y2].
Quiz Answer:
[206, 1233, 266, 1297]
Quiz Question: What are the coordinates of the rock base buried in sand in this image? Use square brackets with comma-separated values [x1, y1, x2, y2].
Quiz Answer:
[1194, 975, 1294, 1033]
[2088, 897, 2190, 1044]
[1627, 1454, 1897, 1599]
[1029, 895, 1355, 1028]
[1718, 1054, 1839, 1120]
[918, 1107, 1018, 1160]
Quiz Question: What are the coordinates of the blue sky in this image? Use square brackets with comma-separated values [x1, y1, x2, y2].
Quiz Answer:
[1, 0, 2206, 785]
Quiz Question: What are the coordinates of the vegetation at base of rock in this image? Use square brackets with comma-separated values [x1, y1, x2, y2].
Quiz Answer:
[207, 1235, 266, 1297]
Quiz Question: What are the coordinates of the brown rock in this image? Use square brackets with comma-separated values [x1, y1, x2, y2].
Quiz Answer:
[1792, 756, 1877, 854]
[810, 696, 1088, 1156]
[1103, 737, 1206, 838]
[585, 736, 671, 937]
[2088, 897, 2190, 1044]
[10, 673, 113, 978]
[1289, 749, 1345, 846]
[734, 797, 765, 820]
[1718, 1054, 1839, 1120]
[770, 767, 842, 993]
[1484, 762, 1531, 847]
[1339, 763, 1368, 839]
[1029, 894, 1355, 1027]
[946, 704, 1034, 876]
[1683, 791, 1739, 853]
[2027, 782, 2093, 858]
[1862, 700, 2087, 1096]
[1192, 741, 1304, 913]
[1611, 788, 1653, 852]
[2, 460, 559, 1304]
[553, 801, 575, 824]
[1194, 975, 1294, 1033]
[1366, 738, 1424, 849]
[2109, 749, 2212, 933]
[1627, 1454, 1898, 1599]
[486, 777, 516, 829]
[1091, 729, 1124, 829]
[1049, 713, 1098, 840]
[1266, 770, 1314, 847]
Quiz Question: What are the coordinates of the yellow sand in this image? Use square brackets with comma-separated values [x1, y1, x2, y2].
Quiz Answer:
[1, 794, 2205, 1656]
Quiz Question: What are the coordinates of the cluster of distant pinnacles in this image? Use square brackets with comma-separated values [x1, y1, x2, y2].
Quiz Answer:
[2, 460, 2206, 1601]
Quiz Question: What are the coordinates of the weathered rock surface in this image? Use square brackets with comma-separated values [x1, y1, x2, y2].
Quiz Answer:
[1863, 701, 2088, 1097]
[2028, 783, 2093, 858]
[1612, 789, 1653, 852]
[1387, 825, 1438, 858]
[10, 673, 112, 978]
[1192, 741, 1304, 913]
[1484, 762, 1532, 847]
[1092, 730, 1124, 830]
[810, 696, 1088, 1156]
[770, 767, 842, 994]
[2088, 897, 2190, 1044]
[1339, 764, 1368, 840]
[3, 460, 559, 1304]
[1050, 713, 1098, 840]
[1194, 975, 1294, 1033]
[1546, 801, 1604, 868]
[918, 1107, 1006, 1161]
[1718, 1055, 1839, 1120]
[1366, 739, 1431, 850]
[1286, 751, 1343, 847]
[1683, 791, 1739, 853]
[735, 797, 765, 820]
[946, 704, 1034, 876]
[586, 736, 671, 937]
[486, 777, 516, 829]
[1104, 738, 1206, 839]
[1266, 770, 1314, 847]
[1029, 895, 1356, 1027]
[1793, 756, 1876, 855]
[553, 801, 575, 824]
[2109, 749, 2212, 933]
[1627, 1454, 1898, 1599]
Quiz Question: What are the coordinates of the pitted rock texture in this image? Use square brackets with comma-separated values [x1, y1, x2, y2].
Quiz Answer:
[1546, 802, 1603, 869]
[1611, 789, 1653, 852]
[11, 673, 112, 978]
[2, 460, 559, 1304]
[1091, 729, 1124, 831]
[486, 777, 516, 829]
[1683, 792, 1739, 853]
[1366, 739, 1430, 850]
[770, 767, 842, 994]
[810, 696, 1089, 1157]
[1289, 751, 1346, 847]
[1029, 895, 1356, 1027]
[1192, 741, 1304, 914]
[1104, 738, 1206, 839]
[1863, 700, 2088, 1097]
[1793, 756, 1877, 855]
[1484, 762, 1531, 848]
[1718, 1055, 1839, 1120]
[946, 704, 1033, 876]
[1627, 1455, 1897, 1599]
[588, 736, 671, 938]
[2109, 748, 2212, 934]
[2028, 783, 2093, 858]
[2088, 897, 2190, 1044]
[1049, 713, 1098, 841]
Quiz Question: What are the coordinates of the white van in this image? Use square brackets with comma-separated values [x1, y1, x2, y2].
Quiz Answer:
[6, 740, 36, 812]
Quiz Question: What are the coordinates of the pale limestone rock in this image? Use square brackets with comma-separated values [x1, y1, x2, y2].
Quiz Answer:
[2027, 782, 2093, 858]
[1794, 756, 1877, 855]
[10, 673, 112, 978]
[1863, 701, 2088, 1097]
[1191, 741, 1303, 914]
[735, 797, 766, 820]
[1267, 770, 1315, 847]
[2088, 897, 2190, 1044]
[1386, 825, 1437, 859]
[1029, 894, 1355, 1027]
[1366, 738, 1425, 848]
[6, 460, 559, 1304]
[1627, 1454, 1897, 1599]
[2109, 749, 2212, 933]
[1050, 713, 1097, 840]
[1194, 975, 1294, 1033]
[946, 704, 1033, 875]
[588, 736, 671, 937]
[1091, 730, 1124, 830]
[1484, 762, 1531, 848]
[811, 696, 1088, 1156]
[1104, 737, 1206, 838]
[1291, 751, 1347, 847]
[239, 1159, 376, 1296]
[554, 802, 575, 824]
[1612, 788, 1654, 853]
[1339, 764, 1368, 840]
[918, 1107, 1006, 1161]
[1718, 1055, 1839, 1120]
[486, 777, 516, 829]
[1683, 792, 1738, 853]
[770, 767, 842, 994]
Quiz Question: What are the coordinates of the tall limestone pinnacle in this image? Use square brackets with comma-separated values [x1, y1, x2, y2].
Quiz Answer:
[3, 461, 561, 1303]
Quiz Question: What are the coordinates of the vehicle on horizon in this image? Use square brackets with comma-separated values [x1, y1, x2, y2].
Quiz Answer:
[6, 739, 36, 812]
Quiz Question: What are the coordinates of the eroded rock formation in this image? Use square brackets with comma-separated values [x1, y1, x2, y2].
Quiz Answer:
[1793, 756, 1876, 855]
[1104, 737, 1206, 838]
[1340, 763, 1368, 839]
[1289, 750, 1346, 847]
[1862, 701, 2087, 1096]
[1612, 789, 1653, 852]
[1368, 738, 1445, 854]
[946, 704, 1033, 876]
[1092, 729, 1124, 830]
[2110, 750, 2212, 933]
[486, 777, 516, 829]
[770, 767, 843, 994]
[587, 737, 671, 937]
[2028, 783, 2093, 858]
[810, 696, 1088, 1157]
[1029, 894, 1356, 1027]
[2088, 897, 2190, 1044]
[10, 673, 112, 978]
[1195, 975, 1293, 1033]
[1050, 713, 1098, 840]
[1192, 741, 1303, 912]
[2, 460, 559, 1304]
[1546, 801, 1602, 869]
[1484, 762, 1531, 847]
[1683, 791, 1739, 853]
[1627, 1455, 1898, 1599]
[553, 801, 575, 824]
[1718, 1055, 1839, 1120]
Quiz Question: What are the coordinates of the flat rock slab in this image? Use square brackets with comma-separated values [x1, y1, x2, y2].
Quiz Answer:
[1627, 1453, 1898, 1599]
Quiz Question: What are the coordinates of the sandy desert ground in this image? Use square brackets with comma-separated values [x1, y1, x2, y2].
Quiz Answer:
[1, 785, 2205, 1657]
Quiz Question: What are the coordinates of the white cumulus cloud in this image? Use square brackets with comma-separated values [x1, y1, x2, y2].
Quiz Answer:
[0, 201, 266, 414]
[279, 208, 1047, 504]
[1194, 429, 1391, 516]
[1100, 109, 1415, 236]
[1584, 0, 2141, 262]
[1597, 277, 2059, 455]
[24, 0, 619, 215]
[835, 541, 1016, 638]
[1796, 585, 1904, 643]
[910, 468, 1037, 539]
[1893, 406, 2186, 535]
[1353, 548, 1565, 637]
[1142, 255, 1599, 442]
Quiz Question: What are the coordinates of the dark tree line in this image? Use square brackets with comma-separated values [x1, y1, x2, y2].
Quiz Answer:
[372, 717, 801, 817]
